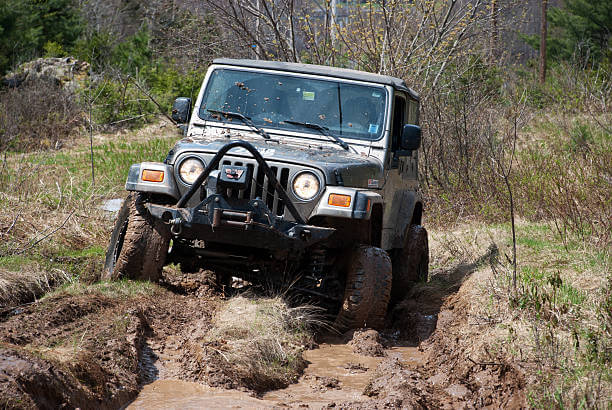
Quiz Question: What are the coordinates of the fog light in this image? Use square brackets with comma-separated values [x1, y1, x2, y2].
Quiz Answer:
[328, 194, 351, 207]
[142, 169, 164, 182]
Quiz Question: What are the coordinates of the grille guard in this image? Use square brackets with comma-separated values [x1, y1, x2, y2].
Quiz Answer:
[176, 140, 306, 224]
[149, 140, 335, 250]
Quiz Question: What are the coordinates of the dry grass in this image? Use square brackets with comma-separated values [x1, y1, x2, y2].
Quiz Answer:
[204, 295, 320, 392]
[0, 119, 177, 308]
[0, 264, 72, 309]
[429, 221, 611, 408]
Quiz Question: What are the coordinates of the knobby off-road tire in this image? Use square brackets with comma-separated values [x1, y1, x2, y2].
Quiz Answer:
[334, 246, 392, 332]
[391, 225, 429, 303]
[102, 192, 170, 281]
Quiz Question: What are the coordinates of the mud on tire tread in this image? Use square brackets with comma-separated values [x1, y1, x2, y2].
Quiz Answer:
[391, 225, 429, 303]
[103, 193, 170, 281]
[366, 248, 392, 329]
[334, 246, 392, 332]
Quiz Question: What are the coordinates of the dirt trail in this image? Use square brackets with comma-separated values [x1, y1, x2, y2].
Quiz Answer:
[129, 244, 524, 408]
[0, 248, 526, 409]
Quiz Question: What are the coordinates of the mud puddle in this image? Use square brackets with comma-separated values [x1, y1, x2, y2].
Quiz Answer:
[128, 339, 424, 409]
[264, 341, 423, 407]
[127, 380, 270, 409]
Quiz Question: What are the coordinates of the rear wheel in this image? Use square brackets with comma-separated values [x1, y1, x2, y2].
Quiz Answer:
[334, 246, 392, 332]
[103, 193, 170, 281]
[391, 225, 429, 303]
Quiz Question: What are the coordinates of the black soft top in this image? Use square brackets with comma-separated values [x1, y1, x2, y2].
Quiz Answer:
[212, 58, 419, 101]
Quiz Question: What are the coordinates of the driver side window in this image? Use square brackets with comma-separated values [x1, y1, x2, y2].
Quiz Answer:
[391, 93, 406, 151]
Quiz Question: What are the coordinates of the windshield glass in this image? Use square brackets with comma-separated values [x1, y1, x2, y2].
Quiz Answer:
[199, 68, 387, 141]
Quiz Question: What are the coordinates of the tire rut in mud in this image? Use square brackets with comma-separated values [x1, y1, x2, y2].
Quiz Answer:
[0, 269, 220, 410]
[0, 294, 149, 409]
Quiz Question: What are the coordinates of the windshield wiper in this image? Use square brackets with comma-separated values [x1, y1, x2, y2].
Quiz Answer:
[283, 120, 349, 150]
[207, 109, 270, 140]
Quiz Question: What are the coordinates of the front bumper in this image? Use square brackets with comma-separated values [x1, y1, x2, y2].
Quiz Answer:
[147, 194, 334, 250]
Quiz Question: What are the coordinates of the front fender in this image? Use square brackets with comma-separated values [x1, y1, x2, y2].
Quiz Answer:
[383, 190, 421, 249]
[125, 162, 180, 199]
[309, 187, 383, 220]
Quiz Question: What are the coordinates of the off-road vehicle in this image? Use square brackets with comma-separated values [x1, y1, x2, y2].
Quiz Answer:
[104, 58, 428, 331]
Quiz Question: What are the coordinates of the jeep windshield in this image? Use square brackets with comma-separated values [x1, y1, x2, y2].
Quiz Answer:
[198, 68, 387, 141]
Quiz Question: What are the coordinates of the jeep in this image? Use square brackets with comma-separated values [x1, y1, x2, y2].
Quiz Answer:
[103, 58, 429, 331]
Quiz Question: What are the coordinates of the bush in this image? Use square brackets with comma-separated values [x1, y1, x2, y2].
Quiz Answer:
[85, 65, 203, 129]
[515, 122, 611, 246]
[0, 78, 82, 151]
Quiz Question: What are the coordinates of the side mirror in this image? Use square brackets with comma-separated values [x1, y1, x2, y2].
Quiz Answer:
[172, 97, 192, 124]
[401, 124, 421, 151]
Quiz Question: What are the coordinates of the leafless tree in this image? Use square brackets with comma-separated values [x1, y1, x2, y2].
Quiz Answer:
[539, 0, 548, 83]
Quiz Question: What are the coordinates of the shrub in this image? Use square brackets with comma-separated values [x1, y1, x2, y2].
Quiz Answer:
[0, 78, 82, 151]
[515, 122, 611, 246]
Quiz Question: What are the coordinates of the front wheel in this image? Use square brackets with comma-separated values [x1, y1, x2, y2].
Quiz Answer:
[334, 246, 392, 332]
[102, 193, 170, 281]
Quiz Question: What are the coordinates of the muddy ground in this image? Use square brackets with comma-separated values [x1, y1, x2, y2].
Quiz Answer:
[0, 251, 526, 409]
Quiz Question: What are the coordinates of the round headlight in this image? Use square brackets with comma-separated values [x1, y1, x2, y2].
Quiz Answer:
[178, 157, 205, 184]
[292, 172, 321, 200]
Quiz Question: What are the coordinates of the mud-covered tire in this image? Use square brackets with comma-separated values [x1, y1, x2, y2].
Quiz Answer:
[102, 192, 170, 281]
[391, 225, 429, 303]
[334, 246, 392, 332]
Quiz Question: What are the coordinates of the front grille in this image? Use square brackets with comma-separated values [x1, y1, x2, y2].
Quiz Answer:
[219, 158, 291, 217]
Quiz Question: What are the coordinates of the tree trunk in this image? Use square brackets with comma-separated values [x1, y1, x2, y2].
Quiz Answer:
[539, 0, 548, 84]
[489, 0, 498, 64]
[330, 0, 338, 47]
[254, 0, 261, 59]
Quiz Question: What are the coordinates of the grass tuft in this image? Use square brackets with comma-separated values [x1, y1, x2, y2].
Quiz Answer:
[204, 295, 319, 392]
[0, 265, 72, 309]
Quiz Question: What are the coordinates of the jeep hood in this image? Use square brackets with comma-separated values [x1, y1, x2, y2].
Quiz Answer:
[166, 132, 383, 188]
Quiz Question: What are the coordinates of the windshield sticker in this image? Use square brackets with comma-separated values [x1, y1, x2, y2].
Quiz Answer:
[368, 124, 379, 133]
[302, 91, 315, 101]
[372, 91, 382, 98]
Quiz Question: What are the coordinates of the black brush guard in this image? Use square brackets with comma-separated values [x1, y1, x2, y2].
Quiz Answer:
[146, 141, 335, 250]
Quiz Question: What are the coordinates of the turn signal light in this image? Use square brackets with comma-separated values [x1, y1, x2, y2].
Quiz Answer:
[142, 169, 164, 182]
[328, 194, 351, 207]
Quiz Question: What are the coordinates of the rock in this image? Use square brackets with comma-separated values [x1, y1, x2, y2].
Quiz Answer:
[2, 57, 89, 92]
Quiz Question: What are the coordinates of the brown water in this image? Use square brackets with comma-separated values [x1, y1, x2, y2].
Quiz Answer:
[127, 380, 271, 409]
[128, 341, 423, 409]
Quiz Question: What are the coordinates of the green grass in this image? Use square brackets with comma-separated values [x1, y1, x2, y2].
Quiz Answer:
[29, 136, 175, 200]
[57, 245, 105, 259]
[491, 223, 611, 407]
[0, 255, 38, 271]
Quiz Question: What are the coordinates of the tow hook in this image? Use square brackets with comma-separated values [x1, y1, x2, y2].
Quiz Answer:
[169, 218, 183, 236]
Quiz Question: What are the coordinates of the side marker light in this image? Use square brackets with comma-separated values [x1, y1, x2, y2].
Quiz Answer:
[142, 169, 164, 182]
[328, 194, 351, 207]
